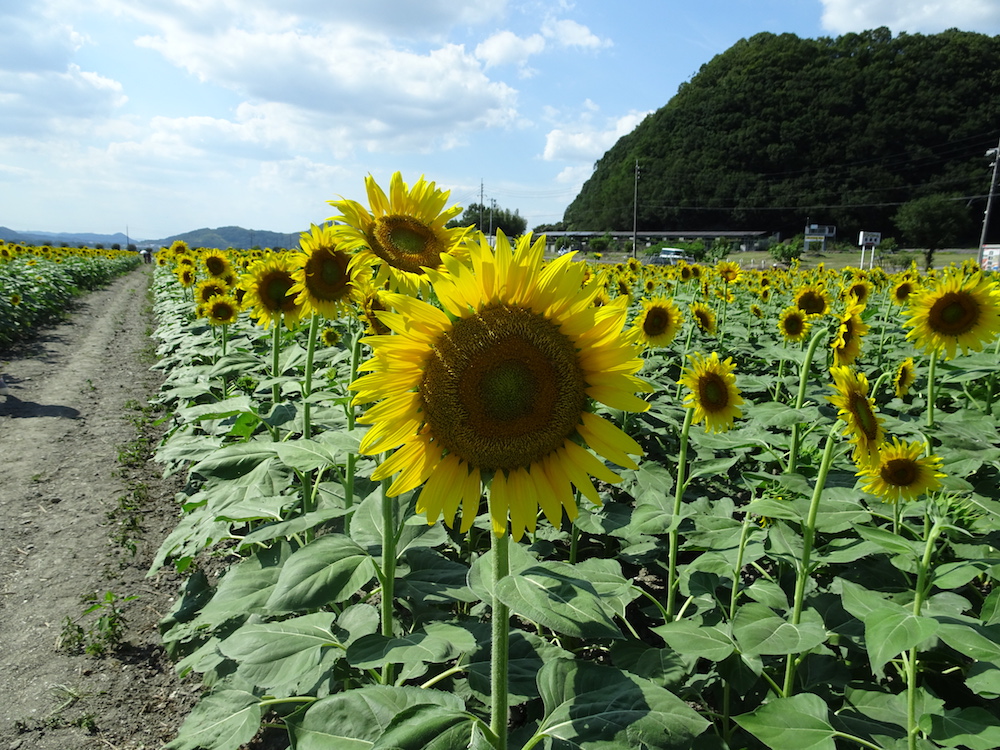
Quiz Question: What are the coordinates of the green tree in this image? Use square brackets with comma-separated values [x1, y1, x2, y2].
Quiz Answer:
[893, 194, 972, 270]
[450, 203, 527, 237]
[770, 238, 803, 264]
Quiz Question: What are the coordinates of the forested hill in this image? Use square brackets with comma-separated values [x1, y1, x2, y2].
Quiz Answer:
[563, 28, 1000, 243]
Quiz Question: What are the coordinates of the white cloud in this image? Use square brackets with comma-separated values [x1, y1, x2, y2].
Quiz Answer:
[475, 30, 546, 74]
[820, 0, 1000, 34]
[543, 108, 649, 162]
[541, 18, 611, 49]
[118, 9, 520, 154]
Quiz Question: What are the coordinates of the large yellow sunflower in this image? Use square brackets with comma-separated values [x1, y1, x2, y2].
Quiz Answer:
[828, 365, 883, 468]
[205, 294, 241, 326]
[194, 277, 229, 306]
[716, 260, 742, 285]
[777, 306, 811, 343]
[633, 296, 683, 348]
[202, 249, 232, 279]
[891, 278, 919, 305]
[831, 300, 869, 367]
[893, 357, 916, 399]
[690, 302, 717, 335]
[350, 231, 651, 542]
[289, 224, 371, 319]
[239, 253, 303, 329]
[857, 437, 945, 503]
[328, 172, 473, 294]
[794, 284, 831, 317]
[904, 270, 1000, 359]
[678, 352, 744, 433]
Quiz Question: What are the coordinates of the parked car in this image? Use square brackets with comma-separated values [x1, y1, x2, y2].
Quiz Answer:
[646, 248, 693, 265]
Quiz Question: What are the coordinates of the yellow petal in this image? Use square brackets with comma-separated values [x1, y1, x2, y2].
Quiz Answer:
[578, 412, 641, 470]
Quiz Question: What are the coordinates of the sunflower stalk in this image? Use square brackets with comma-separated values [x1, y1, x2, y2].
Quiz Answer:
[722, 514, 756, 742]
[301, 313, 321, 440]
[490, 529, 511, 750]
[379, 478, 397, 686]
[271, 316, 282, 406]
[786, 326, 828, 474]
[666, 407, 694, 620]
[906, 512, 944, 750]
[925, 349, 938, 429]
[782, 422, 839, 697]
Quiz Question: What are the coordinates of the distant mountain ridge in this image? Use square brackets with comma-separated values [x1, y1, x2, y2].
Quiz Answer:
[0, 227, 131, 246]
[154, 226, 301, 250]
[0, 225, 301, 250]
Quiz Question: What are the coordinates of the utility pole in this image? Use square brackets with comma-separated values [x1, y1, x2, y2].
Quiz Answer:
[631, 159, 640, 259]
[480, 180, 484, 234]
[977, 135, 1000, 268]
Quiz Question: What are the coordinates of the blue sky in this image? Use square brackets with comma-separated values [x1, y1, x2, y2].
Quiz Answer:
[2, 0, 999, 240]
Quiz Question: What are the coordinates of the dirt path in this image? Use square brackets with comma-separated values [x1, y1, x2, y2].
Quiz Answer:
[0, 265, 193, 749]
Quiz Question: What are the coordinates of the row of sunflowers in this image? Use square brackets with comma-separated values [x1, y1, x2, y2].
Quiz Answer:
[0, 243, 140, 347]
[148, 173, 1000, 750]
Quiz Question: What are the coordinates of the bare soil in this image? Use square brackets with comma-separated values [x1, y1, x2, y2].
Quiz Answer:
[0, 265, 195, 749]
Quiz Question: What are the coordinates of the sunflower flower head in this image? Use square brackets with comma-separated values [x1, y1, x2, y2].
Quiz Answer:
[633, 296, 683, 349]
[240, 253, 303, 329]
[690, 302, 717, 335]
[828, 365, 884, 469]
[678, 351, 744, 433]
[904, 270, 1000, 360]
[328, 172, 472, 295]
[778, 306, 811, 343]
[350, 230, 652, 542]
[893, 357, 916, 399]
[205, 294, 241, 326]
[831, 300, 869, 367]
[289, 224, 371, 319]
[857, 437, 945, 503]
[795, 284, 830, 317]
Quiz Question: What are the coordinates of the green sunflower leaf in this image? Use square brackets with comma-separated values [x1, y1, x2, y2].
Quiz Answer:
[735, 693, 836, 750]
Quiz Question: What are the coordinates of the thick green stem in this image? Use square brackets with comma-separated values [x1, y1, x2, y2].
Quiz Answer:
[271, 317, 282, 404]
[907, 514, 942, 750]
[302, 313, 320, 439]
[926, 349, 938, 429]
[666, 407, 694, 619]
[491, 531, 510, 750]
[782, 423, 839, 696]
[380, 480, 396, 685]
[787, 327, 828, 474]
[344, 328, 363, 507]
[723, 515, 755, 742]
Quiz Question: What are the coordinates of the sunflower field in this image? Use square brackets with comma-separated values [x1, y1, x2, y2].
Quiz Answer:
[149, 175, 1000, 750]
[0, 242, 141, 347]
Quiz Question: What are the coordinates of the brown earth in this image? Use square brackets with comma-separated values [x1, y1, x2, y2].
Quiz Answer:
[0, 265, 196, 749]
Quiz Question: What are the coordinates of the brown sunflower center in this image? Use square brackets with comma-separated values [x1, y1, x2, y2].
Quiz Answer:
[262, 272, 296, 312]
[929, 292, 979, 335]
[894, 283, 913, 303]
[205, 256, 228, 276]
[698, 373, 730, 412]
[420, 303, 586, 472]
[783, 314, 804, 336]
[881, 457, 918, 487]
[370, 215, 444, 274]
[643, 307, 670, 337]
[209, 299, 237, 323]
[305, 248, 349, 300]
[797, 291, 826, 315]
